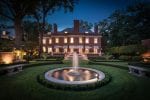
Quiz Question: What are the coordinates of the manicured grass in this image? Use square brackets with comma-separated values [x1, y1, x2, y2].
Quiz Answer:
[96, 62, 128, 67]
[0, 62, 150, 100]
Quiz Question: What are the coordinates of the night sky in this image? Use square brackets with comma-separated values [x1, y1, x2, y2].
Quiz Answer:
[47, 0, 145, 31]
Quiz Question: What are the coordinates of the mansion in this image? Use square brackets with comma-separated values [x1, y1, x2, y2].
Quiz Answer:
[42, 20, 102, 56]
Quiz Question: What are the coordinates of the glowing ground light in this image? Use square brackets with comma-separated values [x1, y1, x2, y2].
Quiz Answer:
[0, 52, 14, 64]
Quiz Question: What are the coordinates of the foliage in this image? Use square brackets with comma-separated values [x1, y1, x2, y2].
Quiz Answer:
[109, 44, 147, 55]
[41, 53, 48, 60]
[98, 2, 150, 46]
[79, 20, 93, 30]
[0, 38, 14, 51]
[119, 55, 131, 61]
[0, 0, 39, 48]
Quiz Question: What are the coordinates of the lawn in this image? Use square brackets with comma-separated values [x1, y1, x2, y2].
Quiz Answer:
[0, 61, 150, 100]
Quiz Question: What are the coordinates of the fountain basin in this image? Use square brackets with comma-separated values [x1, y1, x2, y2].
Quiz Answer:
[45, 67, 105, 85]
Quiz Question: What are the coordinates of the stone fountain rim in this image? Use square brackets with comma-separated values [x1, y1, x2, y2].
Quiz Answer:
[45, 67, 105, 85]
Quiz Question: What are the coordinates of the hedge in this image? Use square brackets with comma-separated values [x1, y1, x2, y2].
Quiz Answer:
[109, 44, 147, 55]
[37, 71, 111, 91]
[0, 61, 63, 75]
[128, 62, 150, 68]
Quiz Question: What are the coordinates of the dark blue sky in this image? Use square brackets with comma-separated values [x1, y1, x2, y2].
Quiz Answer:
[46, 0, 144, 31]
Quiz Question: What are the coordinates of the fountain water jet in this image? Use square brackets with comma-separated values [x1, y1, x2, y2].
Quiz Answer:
[72, 52, 79, 71]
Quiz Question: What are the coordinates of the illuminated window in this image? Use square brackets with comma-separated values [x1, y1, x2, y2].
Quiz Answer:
[49, 39, 52, 44]
[70, 37, 74, 43]
[85, 31, 88, 33]
[79, 37, 82, 43]
[64, 38, 67, 43]
[64, 31, 68, 33]
[85, 38, 89, 44]
[79, 48, 83, 53]
[70, 48, 74, 53]
[55, 38, 59, 43]
[64, 48, 67, 53]
[48, 47, 52, 53]
[55, 48, 59, 53]
[43, 39, 46, 44]
[85, 48, 89, 53]
[94, 48, 98, 53]
[43, 46, 46, 52]
[2, 31, 6, 35]
[94, 38, 98, 44]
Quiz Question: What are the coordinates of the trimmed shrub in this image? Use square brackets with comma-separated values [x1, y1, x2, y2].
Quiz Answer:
[109, 44, 147, 55]
[119, 55, 130, 61]
[128, 62, 150, 68]
[131, 56, 142, 61]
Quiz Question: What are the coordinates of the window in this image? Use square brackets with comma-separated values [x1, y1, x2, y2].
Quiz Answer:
[79, 37, 82, 43]
[43, 46, 46, 52]
[64, 31, 68, 33]
[85, 31, 88, 33]
[79, 48, 83, 53]
[64, 38, 67, 43]
[94, 48, 98, 53]
[70, 48, 74, 53]
[49, 39, 52, 44]
[64, 48, 67, 53]
[85, 48, 89, 53]
[43, 39, 46, 44]
[55, 38, 59, 43]
[2, 31, 6, 35]
[94, 38, 98, 44]
[48, 47, 52, 53]
[70, 37, 74, 43]
[85, 38, 89, 44]
[55, 48, 59, 53]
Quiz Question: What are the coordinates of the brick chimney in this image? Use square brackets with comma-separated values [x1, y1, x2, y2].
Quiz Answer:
[94, 24, 98, 34]
[74, 20, 79, 33]
[54, 23, 57, 33]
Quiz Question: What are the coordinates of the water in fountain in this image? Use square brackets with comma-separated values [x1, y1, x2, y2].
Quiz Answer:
[45, 51, 106, 84]
[72, 52, 79, 71]
[67, 52, 80, 76]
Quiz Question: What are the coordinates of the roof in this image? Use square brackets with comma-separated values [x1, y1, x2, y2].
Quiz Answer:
[61, 28, 93, 33]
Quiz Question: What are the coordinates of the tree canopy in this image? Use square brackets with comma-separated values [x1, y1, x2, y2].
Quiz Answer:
[98, 2, 150, 47]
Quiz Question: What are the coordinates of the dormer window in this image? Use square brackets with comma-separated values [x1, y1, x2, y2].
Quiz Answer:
[47, 32, 51, 35]
[2, 31, 6, 35]
[85, 31, 88, 33]
[64, 31, 68, 33]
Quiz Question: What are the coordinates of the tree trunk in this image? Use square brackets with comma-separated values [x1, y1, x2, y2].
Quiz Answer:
[14, 19, 23, 49]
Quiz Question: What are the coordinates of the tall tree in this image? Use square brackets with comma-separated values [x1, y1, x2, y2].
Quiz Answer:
[33, 0, 77, 55]
[99, 2, 150, 47]
[79, 20, 93, 30]
[0, 0, 38, 48]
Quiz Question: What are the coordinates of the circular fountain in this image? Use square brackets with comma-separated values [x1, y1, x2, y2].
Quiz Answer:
[44, 52, 106, 85]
